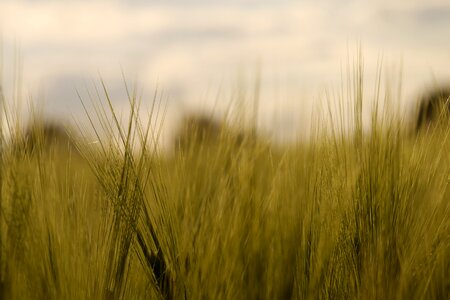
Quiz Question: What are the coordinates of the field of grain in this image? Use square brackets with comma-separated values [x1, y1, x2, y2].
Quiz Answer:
[0, 65, 449, 299]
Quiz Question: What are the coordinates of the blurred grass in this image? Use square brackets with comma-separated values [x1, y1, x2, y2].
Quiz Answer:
[0, 60, 449, 299]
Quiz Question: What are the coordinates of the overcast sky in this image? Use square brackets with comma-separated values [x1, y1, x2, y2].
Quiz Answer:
[1, 0, 449, 142]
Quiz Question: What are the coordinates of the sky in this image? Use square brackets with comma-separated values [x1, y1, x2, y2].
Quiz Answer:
[0, 0, 449, 143]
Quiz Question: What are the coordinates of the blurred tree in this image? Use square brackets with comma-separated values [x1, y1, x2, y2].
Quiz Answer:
[415, 87, 450, 133]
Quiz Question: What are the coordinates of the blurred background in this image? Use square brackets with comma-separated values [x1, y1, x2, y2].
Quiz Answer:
[0, 0, 449, 144]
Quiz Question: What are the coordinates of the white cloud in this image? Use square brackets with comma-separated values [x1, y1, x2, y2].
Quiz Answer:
[0, 0, 449, 141]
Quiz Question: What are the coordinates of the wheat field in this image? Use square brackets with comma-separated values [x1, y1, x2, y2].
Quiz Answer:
[0, 65, 449, 299]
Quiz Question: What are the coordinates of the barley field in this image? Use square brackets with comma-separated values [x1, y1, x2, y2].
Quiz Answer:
[0, 67, 449, 299]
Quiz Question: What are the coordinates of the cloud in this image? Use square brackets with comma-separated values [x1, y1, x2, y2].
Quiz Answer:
[0, 0, 449, 141]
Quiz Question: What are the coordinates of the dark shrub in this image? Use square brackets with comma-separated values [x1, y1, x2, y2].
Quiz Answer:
[415, 87, 450, 133]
